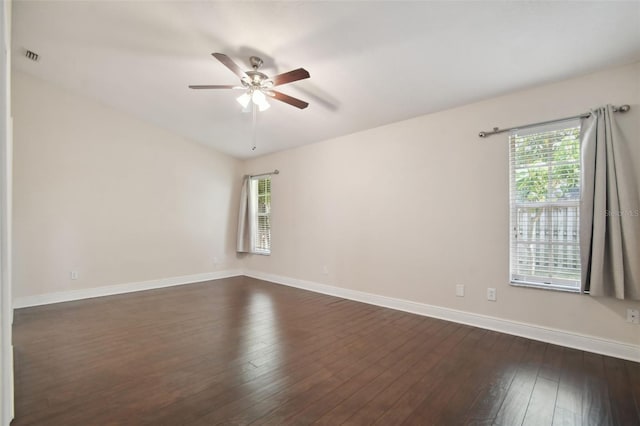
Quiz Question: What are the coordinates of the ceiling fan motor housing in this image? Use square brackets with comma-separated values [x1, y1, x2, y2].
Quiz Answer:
[245, 71, 268, 84]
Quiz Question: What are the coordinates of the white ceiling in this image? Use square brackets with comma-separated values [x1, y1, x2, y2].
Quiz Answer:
[12, 1, 640, 159]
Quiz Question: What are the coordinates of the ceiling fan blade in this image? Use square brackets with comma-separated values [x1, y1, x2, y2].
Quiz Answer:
[269, 90, 309, 109]
[212, 53, 248, 79]
[188, 85, 240, 89]
[271, 68, 310, 86]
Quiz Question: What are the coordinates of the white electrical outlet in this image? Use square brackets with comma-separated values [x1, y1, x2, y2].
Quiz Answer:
[322, 266, 329, 275]
[456, 284, 465, 297]
[487, 288, 497, 301]
[627, 308, 640, 324]
[70, 270, 78, 280]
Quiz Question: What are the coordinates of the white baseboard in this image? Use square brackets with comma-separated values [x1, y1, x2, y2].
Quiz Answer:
[13, 269, 243, 309]
[243, 270, 640, 362]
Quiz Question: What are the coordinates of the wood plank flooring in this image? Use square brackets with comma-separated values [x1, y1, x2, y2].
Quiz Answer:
[11, 277, 640, 425]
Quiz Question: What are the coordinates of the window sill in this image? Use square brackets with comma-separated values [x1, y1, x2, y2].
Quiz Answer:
[510, 280, 580, 294]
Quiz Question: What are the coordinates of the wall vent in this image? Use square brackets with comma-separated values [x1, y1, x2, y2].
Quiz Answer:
[25, 50, 39, 62]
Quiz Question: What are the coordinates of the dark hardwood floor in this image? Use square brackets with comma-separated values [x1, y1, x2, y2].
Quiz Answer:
[11, 276, 640, 425]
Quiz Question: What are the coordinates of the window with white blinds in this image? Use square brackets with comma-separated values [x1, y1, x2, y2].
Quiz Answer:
[253, 176, 271, 254]
[509, 119, 581, 291]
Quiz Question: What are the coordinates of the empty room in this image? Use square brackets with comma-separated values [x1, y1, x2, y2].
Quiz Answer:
[1, 1, 640, 425]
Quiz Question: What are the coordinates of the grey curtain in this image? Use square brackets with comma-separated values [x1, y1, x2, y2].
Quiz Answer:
[237, 177, 258, 253]
[580, 105, 640, 300]
[236, 176, 252, 253]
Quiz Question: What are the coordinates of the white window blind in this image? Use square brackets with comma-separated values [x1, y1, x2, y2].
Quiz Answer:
[509, 119, 581, 291]
[253, 176, 271, 254]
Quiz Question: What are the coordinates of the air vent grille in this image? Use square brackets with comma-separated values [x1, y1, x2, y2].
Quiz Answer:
[25, 50, 39, 62]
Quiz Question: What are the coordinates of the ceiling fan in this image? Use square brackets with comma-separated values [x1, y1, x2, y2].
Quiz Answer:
[189, 53, 310, 111]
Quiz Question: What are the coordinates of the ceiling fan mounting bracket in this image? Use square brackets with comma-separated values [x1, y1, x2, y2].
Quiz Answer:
[250, 56, 263, 70]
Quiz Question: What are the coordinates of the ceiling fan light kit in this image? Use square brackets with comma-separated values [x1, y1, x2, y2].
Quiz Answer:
[241, 89, 270, 112]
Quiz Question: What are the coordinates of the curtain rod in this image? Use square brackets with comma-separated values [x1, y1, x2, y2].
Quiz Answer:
[478, 104, 631, 138]
[245, 169, 279, 179]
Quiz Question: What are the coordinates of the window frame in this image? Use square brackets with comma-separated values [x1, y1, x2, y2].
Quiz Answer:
[251, 176, 271, 255]
[508, 120, 582, 293]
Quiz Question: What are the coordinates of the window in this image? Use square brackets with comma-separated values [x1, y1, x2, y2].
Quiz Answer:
[252, 176, 271, 254]
[509, 120, 581, 291]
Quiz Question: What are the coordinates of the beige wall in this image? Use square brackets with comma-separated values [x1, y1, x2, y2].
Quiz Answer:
[242, 62, 640, 346]
[12, 71, 241, 299]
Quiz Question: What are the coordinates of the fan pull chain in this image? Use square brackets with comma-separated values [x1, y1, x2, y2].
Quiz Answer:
[251, 103, 257, 151]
